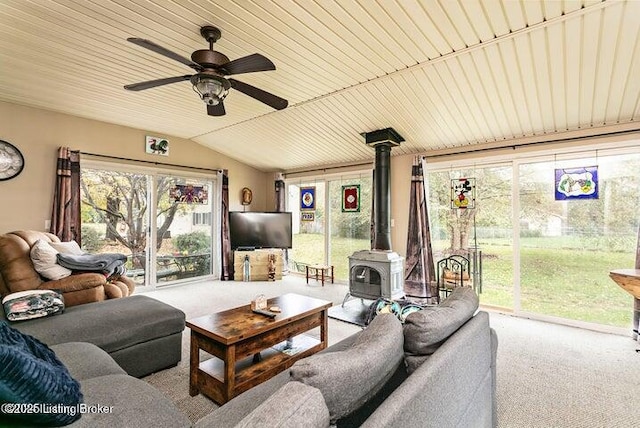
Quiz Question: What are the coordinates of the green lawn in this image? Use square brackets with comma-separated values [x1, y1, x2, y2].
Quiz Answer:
[291, 233, 634, 328]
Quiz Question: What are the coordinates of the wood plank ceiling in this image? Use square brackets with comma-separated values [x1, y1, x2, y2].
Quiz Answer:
[0, 0, 638, 172]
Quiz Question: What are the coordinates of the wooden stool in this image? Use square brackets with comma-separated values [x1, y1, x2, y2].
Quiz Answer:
[306, 265, 334, 286]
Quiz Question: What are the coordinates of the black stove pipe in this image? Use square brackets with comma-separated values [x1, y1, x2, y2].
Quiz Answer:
[372, 143, 392, 251]
[363, 128, 403, 252]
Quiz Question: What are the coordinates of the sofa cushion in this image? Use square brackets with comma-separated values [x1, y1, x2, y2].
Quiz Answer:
[49, 240, 85, 255]
[0, 320, 83, 426]
[403, 287, 478, 373]
[30, 239, 72, 280]
[234, 381, 329, 428]
[290, 313, 404, 423]
[68, 374, 191, 428]
[197, 369, 292, 428]
[51, 342, 126, 381]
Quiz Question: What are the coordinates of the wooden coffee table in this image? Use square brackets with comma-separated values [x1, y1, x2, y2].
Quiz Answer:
[186, 293, 332, 404]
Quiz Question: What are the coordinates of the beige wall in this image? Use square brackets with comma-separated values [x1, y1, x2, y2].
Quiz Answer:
[0, 101, 271, 233]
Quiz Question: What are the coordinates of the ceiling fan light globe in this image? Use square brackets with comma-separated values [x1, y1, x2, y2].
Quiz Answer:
[195, 77, 222, 95]
[192, 75, 229, 106]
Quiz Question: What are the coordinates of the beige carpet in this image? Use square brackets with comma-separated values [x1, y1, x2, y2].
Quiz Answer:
[141, 277, 640, 427]
[491, 312, 640, 428]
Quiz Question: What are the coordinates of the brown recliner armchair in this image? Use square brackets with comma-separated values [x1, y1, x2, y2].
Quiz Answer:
[0, 230, 135, 307]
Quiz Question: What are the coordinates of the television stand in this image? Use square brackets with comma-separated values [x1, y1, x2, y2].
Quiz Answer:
[233, 249, 284, 281]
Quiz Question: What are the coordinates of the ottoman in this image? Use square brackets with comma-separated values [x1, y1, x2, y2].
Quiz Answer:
[3, 295, 185, 377]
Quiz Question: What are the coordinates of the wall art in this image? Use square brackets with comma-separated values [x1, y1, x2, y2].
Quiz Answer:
[146, 136, 169, 156]
[300, 186, 316, 210]
[555, 166, 598, 200]
[170, 184, 208, 204]
[301, 212, 315, 222]
[342, 184, 360, 212]
[451, 178, 476, 209]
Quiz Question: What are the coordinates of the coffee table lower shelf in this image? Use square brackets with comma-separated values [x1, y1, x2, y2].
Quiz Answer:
[195, 335, 322, 404]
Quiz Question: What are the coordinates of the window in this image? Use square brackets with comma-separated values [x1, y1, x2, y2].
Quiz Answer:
[80, 162, 216, 288]
[286, 172, 372, 281]
[426, 144, 640, 329]
[518, 153, 640, 326]
[192, 212, 212, 226]
[428, 165, 514, 309]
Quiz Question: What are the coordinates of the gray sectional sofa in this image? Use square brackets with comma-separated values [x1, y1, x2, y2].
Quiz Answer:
[199, 291, 498, 428]
[2, 288, 497, 428]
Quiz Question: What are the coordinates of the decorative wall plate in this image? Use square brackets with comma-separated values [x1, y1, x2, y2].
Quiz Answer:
[241, 187, 252, 205]
[0, 140, 24, 181]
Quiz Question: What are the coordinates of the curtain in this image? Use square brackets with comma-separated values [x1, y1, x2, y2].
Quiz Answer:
[274, 174, 289, 273]
[214, 171, 223, 279]
[404, 156, 437, 302]
[50, 147, 81, 243]
[634, 225, 640, 340]
[220, 169, 232, 280]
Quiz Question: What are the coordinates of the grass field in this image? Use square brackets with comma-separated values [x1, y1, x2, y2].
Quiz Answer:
[291, 233, 634, 328]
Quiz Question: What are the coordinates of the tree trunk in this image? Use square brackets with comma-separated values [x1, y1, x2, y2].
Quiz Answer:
[157, 204, 178, 250]
[105, 196, 121, 240]
[448, 209, 476, 251]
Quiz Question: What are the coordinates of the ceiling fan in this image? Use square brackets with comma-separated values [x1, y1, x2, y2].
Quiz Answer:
[124, 25, 288, 116]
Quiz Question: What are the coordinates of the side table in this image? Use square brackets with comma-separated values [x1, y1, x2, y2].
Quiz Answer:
[306, 265, 334, 286]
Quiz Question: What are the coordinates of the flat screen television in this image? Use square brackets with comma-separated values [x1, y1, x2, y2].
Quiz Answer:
[229, 211, 292, 250]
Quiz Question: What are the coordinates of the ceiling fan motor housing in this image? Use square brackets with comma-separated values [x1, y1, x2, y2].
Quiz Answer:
[191, 50, 230, 69]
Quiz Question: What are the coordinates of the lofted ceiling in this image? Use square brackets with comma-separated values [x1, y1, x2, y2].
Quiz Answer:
[0, 0, 639, 172]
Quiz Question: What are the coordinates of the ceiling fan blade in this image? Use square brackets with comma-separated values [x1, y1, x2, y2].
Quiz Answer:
[221, 53, 276, 75]
[207, 102, 226, 116]
[229, 79, 288, 110]
[124, 75, 192, 91]
[127, 38, 202, 72]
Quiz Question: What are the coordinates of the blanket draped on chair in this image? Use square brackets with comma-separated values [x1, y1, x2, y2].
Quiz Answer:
[57, 253, 127, 278]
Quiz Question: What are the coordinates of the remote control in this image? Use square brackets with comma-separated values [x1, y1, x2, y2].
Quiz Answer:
[252, 308, 277, 318]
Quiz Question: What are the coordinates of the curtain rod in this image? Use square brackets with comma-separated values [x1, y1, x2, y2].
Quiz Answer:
[284, 161, 373, 177]
[286, 128, 639, 177]
[79, 151, 222, 173]
[423, 128, 640, 160]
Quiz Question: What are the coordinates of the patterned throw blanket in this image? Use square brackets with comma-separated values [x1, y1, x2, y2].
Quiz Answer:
[2, 290, 65, 322]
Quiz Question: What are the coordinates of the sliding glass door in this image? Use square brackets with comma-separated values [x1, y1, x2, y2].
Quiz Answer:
[155, 175, 212, 283]
[426, 145, 640, 329]
[81, 168, 150, 285]
[287, 181, 326, 272]
[427, 165, 514, 309]
[328, 175, 372, 281]
[286, 173, 373, 281]
[518, 153, 640, 326]
[80, 162, 216, 288]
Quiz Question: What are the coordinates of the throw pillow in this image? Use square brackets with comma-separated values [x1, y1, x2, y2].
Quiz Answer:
[403, 287, 479, 373]
[235, 381, 329, 428]
[30, 239, 72, 280]
[2, 290, 65, 322]
[0, 321, 83, 426]
[48, 240, 85, 256]
[290, 313, 404, 423]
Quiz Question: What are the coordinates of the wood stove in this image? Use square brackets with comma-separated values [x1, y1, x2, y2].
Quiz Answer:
[348, 250, 404, 300]
[345, 128, 405, 305]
